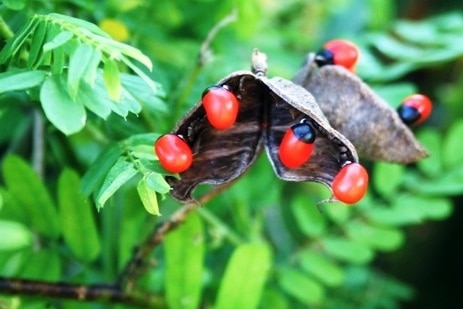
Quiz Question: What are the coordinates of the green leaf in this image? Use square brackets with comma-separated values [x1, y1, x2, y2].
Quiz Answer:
[406, 164, 463, 195]
[83, 50, 103, 86]
[58, 169, 100, 262]
[291, 194, 326, 237]
[76, 79, 112, 119]
[0, 17, 37, 64]
[28, 20, 48, 68]
[215, 243, 272, 309]
[131, 144, 157, 160]
[394, 194, 453, 221]
[48, 13, 111, 38]
[278, 267, 325, 305]
[373, 162, 405, 197]
[21, 249, 61, 281]
[324, 202, 351, 224]
[81, 144, 122, 196]
[43, 31, 74, 52]
[442, 119, 463, 169]
[345, 222, 404, 251]
[0, 70, 46, 93]
[260, 288, 290, 309]
[68, 44, 99, 99]
[121, 74, 166, 112]
[145, 172, 171, 194]
[322, 237, 373, 264]
[0, 220, 33, 251]
[4, 0, 26, 10]
[120, 55, 157, 91]
[416, 129, 443, 178]
[137, 177, 161, 215]
[299, 250, 344, 287]
[40, 74, 87, 135]
[103, 58, 122, 101]
[95, 157, 137, 209]
[165, 212, 204, 309]
[2, 155, 60, 238]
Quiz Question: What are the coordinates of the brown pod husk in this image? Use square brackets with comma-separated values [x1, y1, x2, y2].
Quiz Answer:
[293, 53, 428, 164]
[166, 50, 358, 202]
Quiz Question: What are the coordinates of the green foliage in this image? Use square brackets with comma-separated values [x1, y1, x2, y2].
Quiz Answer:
[0, 1, 462, 308]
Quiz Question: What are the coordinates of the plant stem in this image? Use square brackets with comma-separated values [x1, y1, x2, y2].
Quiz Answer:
[170, 10, 237, 122]
[0, 16, 14, 40]
[0, 278, 165, 308]
[32, 109, 45, 179]
[118, 180, 235, 291]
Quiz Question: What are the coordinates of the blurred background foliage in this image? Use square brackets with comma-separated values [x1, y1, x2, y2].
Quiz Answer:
[1, 0, 463, 308]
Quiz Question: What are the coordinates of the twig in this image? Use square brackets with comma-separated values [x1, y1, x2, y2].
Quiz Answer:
[32, 109, 45, 179]
[171, 10, 237, 122]
[0, 278, 165, 308]
[118, 181, 234, 291]
[0, 16, 14, 40]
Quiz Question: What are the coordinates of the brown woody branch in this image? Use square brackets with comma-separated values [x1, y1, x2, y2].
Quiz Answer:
[0, 278, 164, 308]
[118, 182, 232, 291]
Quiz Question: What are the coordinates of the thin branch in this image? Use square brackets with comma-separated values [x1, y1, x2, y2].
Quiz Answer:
[118, 181, 234, 291]
[0, 16, 14, 40]
[32, 109, 45, 179]
[171, 10, 237, 122]
[0, 278, 165, 308]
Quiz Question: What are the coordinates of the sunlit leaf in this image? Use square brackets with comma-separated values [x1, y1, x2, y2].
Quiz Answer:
[95, 157, 137, 209]
[0, 70, 46, 93]
[145, 172, 170, 194]
[48, 13, 111, 38]
[81, 144, 122, 196]
[76, 79, 112, 119]
[322, 237, 373, 264]
[0, 220, 33, 251]
[58, 169, 100, 262]
[442, 119, 463, 169]
[165, 212, 204, 309]
[137, 177, 161, 215]
[278, 267, 325, 305]
[43, 31, 73, 52]
[299, 250, 344, 287]
[291, 194, 326, 237]
[2, 155, 60, 238]
[215, 243, 272, 309]
[103, 58, 122, 101]
[416, 129, 443, 178]
[68, 44, 99, 99]
[40, 74, 87, 135]
[373, 162, 405, 197]
[345, 222, 404, 251]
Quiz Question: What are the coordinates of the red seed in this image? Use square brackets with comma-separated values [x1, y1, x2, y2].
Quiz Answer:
[324, 39, 359, 71]
[332, 163, 368, 204]
[202, 85, 239, 130]
[400, 94, 432, 125]
[279, 122, 316, 168]
[154, 134, 193, 173]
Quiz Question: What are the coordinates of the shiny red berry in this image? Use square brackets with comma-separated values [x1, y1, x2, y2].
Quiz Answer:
[279, 122, 316, 168]
[315, 39, 359, 71]
[154, 134, 193, 173]
[397, 94, 432, 125]
[202, 85, 239, 130]
[332, 163, 368, 205]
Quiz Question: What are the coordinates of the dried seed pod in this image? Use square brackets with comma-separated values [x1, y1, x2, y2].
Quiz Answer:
[166, 50, 358, 202]
[293, 53, 428, 164]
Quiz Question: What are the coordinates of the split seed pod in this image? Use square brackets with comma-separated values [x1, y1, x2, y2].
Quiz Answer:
[166, 50, 359, 202]
[293, 53, 428, 164]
